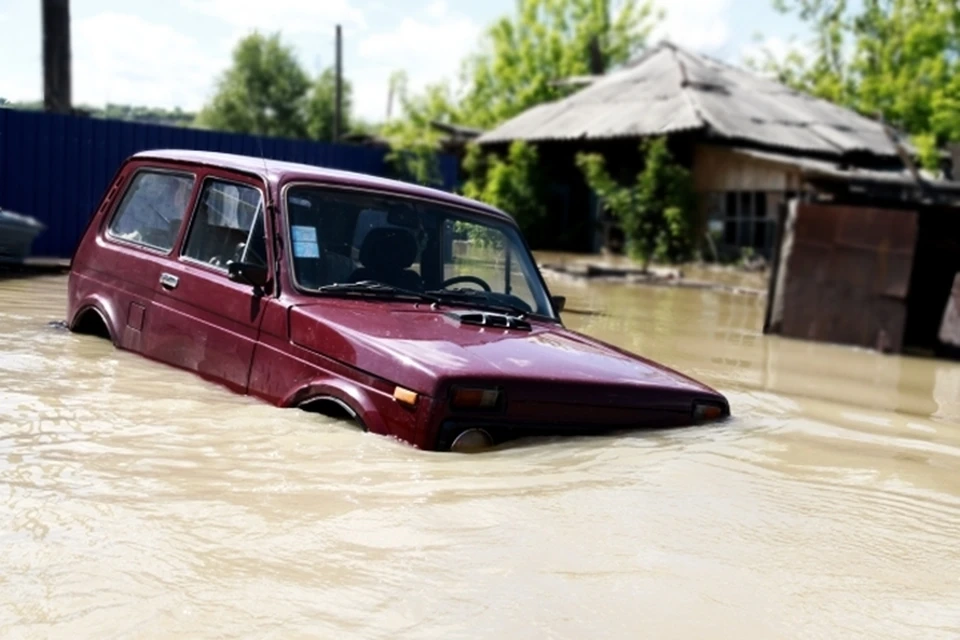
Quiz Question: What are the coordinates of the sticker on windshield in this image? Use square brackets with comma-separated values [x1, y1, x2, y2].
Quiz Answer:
[291, 225, 317, 243]
[291, 225, 320, 258]
[293, 241, 320, 258]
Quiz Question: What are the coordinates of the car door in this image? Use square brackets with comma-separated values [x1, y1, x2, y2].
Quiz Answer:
[93, 163, 198, 353]
[143, 171, 272, 393]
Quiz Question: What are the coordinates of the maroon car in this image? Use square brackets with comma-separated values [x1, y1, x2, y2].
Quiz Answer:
[67, 150, 729, 452]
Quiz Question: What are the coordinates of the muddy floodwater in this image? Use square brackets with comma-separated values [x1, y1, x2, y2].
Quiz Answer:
[2, 271, 959, 639]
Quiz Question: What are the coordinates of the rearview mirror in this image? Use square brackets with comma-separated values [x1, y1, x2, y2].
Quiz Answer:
[551, 295, 566, 313]
[227, 261, 269, 291]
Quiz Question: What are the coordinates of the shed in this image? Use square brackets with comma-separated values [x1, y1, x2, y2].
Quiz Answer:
[476, 41, 938, 258]
[762, 166, 960, 360]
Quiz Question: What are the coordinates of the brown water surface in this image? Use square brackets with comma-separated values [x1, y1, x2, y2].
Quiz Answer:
[1, 273, 959, 639]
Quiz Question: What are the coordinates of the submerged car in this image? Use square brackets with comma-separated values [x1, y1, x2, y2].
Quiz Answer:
[67, 150, 729, 452]
[0, 207, 46, 261]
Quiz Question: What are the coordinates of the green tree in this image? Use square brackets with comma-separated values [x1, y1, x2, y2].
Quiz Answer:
[197, 32, 311, 138]
[305, 67, 353, 141]
[458, 0, 660, 127]
[576, 138, 696, 268]
[383, 0, 661, 196]
[462, 141, 546, 235]
[749, 0, 960, 168]
[101, 103, 196, 126]
[382, 71, 459, 186]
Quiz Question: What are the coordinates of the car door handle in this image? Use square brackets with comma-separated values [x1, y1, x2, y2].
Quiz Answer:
[159, 273, 179, 290]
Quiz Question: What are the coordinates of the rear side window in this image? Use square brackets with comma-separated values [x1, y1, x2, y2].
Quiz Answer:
[108, 170, 195, 251]
[182, 179, 266, 270]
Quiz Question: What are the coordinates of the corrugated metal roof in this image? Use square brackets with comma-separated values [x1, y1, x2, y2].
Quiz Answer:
[477, 41, 909, 159]
[728, 147, 960, 191]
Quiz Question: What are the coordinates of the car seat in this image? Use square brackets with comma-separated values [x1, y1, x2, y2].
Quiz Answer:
[349, 227, 422, 290]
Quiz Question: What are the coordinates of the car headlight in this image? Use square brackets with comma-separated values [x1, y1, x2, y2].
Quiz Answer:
[449, 386, 503, 411]
[449, 428, 494, 453]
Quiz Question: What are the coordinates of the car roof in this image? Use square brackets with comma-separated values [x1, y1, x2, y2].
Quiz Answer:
[131, 149, 513, 223]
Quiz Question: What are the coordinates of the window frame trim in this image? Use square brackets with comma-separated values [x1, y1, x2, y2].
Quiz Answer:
[102, 166, 198, 256]
[177, 174, 269, 277]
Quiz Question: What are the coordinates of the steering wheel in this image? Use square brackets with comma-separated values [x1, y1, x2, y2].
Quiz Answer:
[441, 275, 492, 292]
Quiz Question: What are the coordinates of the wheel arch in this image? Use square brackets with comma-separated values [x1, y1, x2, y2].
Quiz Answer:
[299, 395, 369, 431]
[285, 380, 386, 434]
[68, 302, 117, 344]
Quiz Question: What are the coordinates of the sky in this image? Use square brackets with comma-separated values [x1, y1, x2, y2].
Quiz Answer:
[0, 0, 811, 123]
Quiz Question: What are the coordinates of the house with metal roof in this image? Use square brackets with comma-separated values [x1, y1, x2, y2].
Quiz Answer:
[476, 40, 956, 259]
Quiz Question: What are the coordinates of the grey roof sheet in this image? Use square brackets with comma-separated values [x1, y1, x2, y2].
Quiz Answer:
[477, 42, 908, 159]
[729, 147, 960, 191]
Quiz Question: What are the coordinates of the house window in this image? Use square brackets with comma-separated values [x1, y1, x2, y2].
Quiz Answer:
[705, 190, 797, 260]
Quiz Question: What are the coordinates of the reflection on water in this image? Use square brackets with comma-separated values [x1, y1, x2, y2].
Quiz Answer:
[1, 273, 959, 639]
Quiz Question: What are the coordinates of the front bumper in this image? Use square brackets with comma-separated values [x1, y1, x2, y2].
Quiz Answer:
[434, 397, 729, 451]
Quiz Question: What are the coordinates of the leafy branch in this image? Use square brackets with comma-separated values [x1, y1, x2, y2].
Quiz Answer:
[576, 137, 696, 269]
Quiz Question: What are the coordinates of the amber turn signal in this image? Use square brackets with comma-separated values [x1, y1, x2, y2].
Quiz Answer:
[450, 386, 501, 410]
[393, 386, 418, 407]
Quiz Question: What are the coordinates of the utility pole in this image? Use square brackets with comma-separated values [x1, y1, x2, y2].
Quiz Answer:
[42, 0, 72, 114]
[334, 24, 342, 142]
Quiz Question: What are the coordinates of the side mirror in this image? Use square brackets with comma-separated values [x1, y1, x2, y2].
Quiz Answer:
[551, 295, 566, 313]
[227, 261, 269, 291]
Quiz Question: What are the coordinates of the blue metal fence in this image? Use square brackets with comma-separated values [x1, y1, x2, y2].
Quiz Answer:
[0, 108, 459, 258]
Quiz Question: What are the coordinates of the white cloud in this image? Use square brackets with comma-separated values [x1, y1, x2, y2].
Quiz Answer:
[359, 15, 479, 60]
[72, 13, 224, 110]
[738, 35, 816, 73]
[349, 64, 406, 123]
[741, 36, 799, 63]
[181, 0, 367, 33]
[651, 0, 731, 52]
[425, 0, 447, 18]
[350, 10, 481, 121]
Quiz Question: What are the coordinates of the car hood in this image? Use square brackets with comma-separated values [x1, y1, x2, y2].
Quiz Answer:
[288, 300, 723, 408]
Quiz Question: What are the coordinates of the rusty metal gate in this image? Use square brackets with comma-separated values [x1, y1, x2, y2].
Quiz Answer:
[765, 201, 918, 353]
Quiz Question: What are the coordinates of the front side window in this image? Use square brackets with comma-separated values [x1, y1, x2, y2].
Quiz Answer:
[284, 185, 555, 318]
[108, 170, 195, 251]
[183, 179, 266, 270]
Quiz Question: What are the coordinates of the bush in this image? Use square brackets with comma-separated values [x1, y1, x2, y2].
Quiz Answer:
[576, 137, 696, 268]
[462, 141, 547, 238]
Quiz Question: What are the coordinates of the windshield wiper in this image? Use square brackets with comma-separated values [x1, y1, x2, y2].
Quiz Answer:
[424, 288, 530, 318]
[317, 280, 441, 304]
[315, 281, 532, 318]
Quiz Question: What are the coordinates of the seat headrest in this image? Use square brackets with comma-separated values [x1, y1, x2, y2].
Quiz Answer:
[358, 227, 418, 271]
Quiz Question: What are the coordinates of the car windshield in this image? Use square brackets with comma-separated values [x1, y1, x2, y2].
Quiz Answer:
[284, 185, 556, 318]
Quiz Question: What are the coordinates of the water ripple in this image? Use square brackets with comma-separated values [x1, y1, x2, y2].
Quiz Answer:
[1, 275, 959, 639]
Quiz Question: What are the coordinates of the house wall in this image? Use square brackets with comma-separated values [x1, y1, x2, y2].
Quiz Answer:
[526, 138, 652, 253]
[484, 137, 808, 258]
[692, 145, 807, 261]
[693, 145, 804, 191]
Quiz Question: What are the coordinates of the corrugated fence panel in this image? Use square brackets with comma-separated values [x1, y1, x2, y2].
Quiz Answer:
[0, 109, 460, 258]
